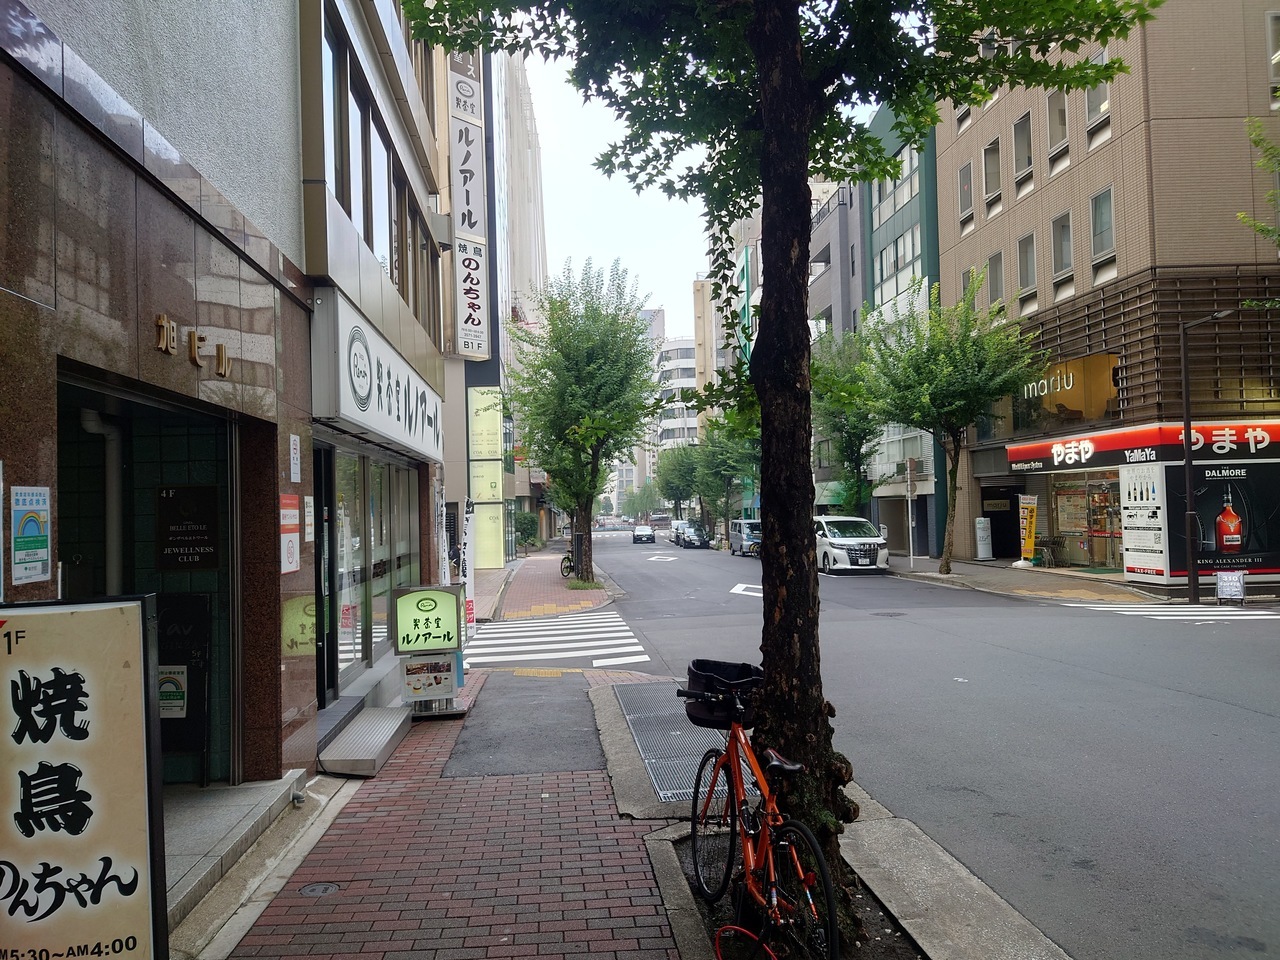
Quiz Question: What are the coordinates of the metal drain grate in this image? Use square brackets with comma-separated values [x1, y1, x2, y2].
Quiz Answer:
[629, 715, 724, 759]
[872, 611, 906, 617]
[615, 682, 722, 802]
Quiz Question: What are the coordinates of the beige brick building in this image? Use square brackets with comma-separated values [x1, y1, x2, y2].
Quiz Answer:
[935, 0, 1280, 591]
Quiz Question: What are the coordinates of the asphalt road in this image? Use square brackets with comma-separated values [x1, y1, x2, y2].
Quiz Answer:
[592, 532, 1280, 960]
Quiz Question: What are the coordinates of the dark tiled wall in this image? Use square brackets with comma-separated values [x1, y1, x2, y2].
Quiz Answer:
[1, 47, 319, 779]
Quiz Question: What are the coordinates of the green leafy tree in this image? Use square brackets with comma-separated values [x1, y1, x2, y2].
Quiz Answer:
[406, 0, 1162, 895]
[1239, 118, 1280, 310]
[620, 477, 662, 519]
[506, 259, 656, 581]
[860, 277, 1048, 574]
[811, 331, 880, 515]
[655, 444, 699, 519]
[597, 494, 614, 517]
[694, 412, 761, 540]
[514, 509, 540, 546]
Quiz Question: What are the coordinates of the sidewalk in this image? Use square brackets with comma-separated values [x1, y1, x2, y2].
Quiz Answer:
[218, 668, 683, 960]
[889, 555, 1162, 604]
[469, 541, 612, 622]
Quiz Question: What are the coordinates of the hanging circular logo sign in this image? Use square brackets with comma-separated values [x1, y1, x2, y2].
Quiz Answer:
[347, 326, 372, 412]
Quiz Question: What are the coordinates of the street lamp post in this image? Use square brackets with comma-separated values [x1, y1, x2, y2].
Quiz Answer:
[1180, 309, 1235, 605]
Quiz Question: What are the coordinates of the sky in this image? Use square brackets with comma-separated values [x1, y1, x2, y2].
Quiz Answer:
[523, 57, 708, 340]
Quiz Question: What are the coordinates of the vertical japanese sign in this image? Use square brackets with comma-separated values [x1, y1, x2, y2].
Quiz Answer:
[11, 485, 51, 585]
[280, 494, 301, 574]
[1018, 494, 1038, 562]
[462, 498, 476, 641]
[448, 51, 490, 360]
[0, 598, 166, 955]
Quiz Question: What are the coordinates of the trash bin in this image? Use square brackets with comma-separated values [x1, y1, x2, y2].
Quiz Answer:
[975, 517, 994, 561]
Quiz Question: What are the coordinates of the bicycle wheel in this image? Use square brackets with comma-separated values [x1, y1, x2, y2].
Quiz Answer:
[770, 819, 838, 960]
[560, 555, 572, 578]
[690, 748, 737, 902]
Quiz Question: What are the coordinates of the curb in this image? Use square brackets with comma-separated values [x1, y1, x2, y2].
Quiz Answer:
[591, 678, 1074, 960]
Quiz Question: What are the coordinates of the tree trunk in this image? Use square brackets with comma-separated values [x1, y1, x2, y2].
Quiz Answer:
[574, 501, 594, 581]
[938, 437, 962, 575]
[746, 0, 856, 864]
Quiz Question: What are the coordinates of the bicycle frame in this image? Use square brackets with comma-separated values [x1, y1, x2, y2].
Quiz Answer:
[699, 721, 810, 923]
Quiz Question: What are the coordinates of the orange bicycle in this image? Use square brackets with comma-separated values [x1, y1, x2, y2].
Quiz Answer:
[678, 659, 839, 960]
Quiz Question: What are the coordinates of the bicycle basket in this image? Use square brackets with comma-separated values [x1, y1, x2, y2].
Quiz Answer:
[685, 660, 764, 730]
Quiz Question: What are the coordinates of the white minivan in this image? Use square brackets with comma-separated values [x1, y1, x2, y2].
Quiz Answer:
[729, 519, 762, 557]
[814, 516, 889, 573]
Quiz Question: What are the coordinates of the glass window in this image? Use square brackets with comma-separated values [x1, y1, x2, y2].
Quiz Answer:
[335, 453, 365, 671]
[392, 178, 405, 291]
[983, 138, 1001, 198]
[348, 89, 367, 236]
[1271, 13, 1280, 104]
[368, 462, 391, 661]
[1047, 89, 1068, 153]
[1052, 213, 1072, 276]
[959, 163, 973, 217]
[1091, 187, 1115, 259]
[988, 251, 1004, 306]
[371, 124, 392, 275]
[1017, 233, 1036, 292]
[322, 26, 343, 198]
[1085, 49, 1110, 124]
[1013, 113, 1033, 177]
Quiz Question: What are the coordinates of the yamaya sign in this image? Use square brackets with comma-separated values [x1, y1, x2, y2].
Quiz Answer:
[1007, 421, 1280, 473]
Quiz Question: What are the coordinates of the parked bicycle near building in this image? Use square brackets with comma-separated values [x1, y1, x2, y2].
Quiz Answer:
[678, 659, 839, 960]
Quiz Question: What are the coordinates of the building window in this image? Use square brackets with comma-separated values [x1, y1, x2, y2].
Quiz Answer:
[961, 268, 973, 297]
[959, 163, 974, 218]
[1091, 187, 1115, 260]
[987, 251, 1004, 306]
[1269, 13, 1280, 106]
[322, 25, 345, 199]
[1047, 89, 1068, 155]
[983, 138, 1001, 200]
[370, 123, 392, 275]
[1013, 112, 1033, 179]
[1051, 213, 1072, 277]
[348, 88, 368, 237]
[1085, 48, 1110, 125]
[1017, 233, 1036, 293]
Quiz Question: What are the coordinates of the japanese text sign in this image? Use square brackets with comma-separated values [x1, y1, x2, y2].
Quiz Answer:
[391, 586, 464, 654]
[0, 598, 165, 955]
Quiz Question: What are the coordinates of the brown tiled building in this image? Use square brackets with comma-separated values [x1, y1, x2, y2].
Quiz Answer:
[935, 0, 1280, 591]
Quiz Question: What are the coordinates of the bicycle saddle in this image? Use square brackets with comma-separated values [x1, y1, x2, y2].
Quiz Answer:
[762, 748, 804, 778]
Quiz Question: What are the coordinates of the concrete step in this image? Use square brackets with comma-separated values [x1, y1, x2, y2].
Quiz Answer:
[317, 706, 411, 777]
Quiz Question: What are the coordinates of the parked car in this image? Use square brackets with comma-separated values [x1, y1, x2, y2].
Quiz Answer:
[671, 519, 691, 544]
[681, 522, 711, 549]
[814, 515, 889, 573]
[632, 524, 656, 544]
[729, 518, 762, 557]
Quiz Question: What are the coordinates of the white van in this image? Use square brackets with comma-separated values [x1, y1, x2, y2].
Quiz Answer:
[814, 515, 889, 573]
[729, 519, 762, 557]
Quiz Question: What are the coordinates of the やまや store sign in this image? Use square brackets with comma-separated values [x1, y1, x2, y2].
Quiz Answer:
[0, 599, 167, 955]
[1006, 421, 1280, 473]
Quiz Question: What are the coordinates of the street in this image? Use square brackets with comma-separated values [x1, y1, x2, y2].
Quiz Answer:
[584, 532, 1280, 960]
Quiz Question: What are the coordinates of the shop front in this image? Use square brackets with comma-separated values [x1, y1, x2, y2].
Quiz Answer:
[311, 291, 445, 702]
[1008, 421, 1280, 588]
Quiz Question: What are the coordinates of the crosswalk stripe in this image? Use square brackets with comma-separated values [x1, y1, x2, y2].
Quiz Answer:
[1062, 602, 1280, 621]
[466, 611, 650, 668]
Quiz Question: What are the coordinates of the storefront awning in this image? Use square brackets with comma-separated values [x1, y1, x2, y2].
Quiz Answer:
[814, 480, 843, 506]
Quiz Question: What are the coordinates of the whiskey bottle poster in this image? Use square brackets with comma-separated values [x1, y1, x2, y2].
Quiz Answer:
[1165, 463, 1280, 581]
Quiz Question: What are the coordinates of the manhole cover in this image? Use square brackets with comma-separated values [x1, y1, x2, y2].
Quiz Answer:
[871, 612, 906, 618]
[299, 882, 340, 897]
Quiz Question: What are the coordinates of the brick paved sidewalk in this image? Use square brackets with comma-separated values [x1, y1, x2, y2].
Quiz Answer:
[497, 546, 609, 620]
[231, 669, 678, 960]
